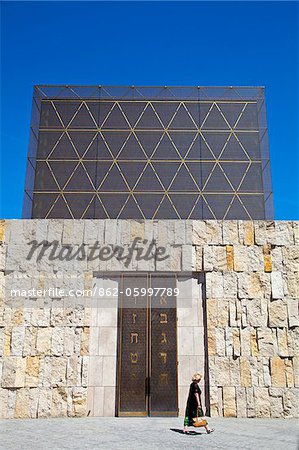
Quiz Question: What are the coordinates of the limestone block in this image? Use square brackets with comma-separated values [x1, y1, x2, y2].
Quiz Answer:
[25, 356, 40, 387]
[250, 329, 259, 356]
[193, 221, 207, 245]
[223, 272, 238, 298]
[193, 327, 205, 356]
[238, 273, 267, 299]
[6, 388, 16, 418]
[240, 328, 251, 356]
[39, 356, 51, 387]
[2, 357, 26, 388]
[178, 327, 194, 356]
[240, 300, 248, 327]
[103, 386, 115, 416]
[226, 245, 234, 271]
[255, 357, 264, 386]
[202, 245, 213, 272]
[15, 388, 30, 418]
[215, 357, 231, 386]
[130, 220, 145, 243]
[286, 272, 299, 298]
[10, 326, 25, 356]
[276, 328, 290, 357]
[9, 221, 25, 245]
[194, 245, 202, 271]
[62, 220, 84, 245]
[209, 385, 220, 416]
[230, 357, 241, 386]
[215, 328, 226, 356]
[217, 299, 229, 327]
[91, 386, 104, 416]
[98, 327, 117, 356]
[0, 220, 6, 244]
[0, 388, 8, 418]
[285, 358, 294, 387]
[66, 356, 81, 387]
[222, 386, 237, 417]
[232, 328, 241, 357]
[233, 245, 247, 272]
[271, 247, 283, 271]
[287, 331, 295, 357]
[254, 221, 267, 245]
[37, 389, 52, 418]
[181, 244, 192, 272]
[246, 387, 255, 418]
[51, 357, 67, 386]
[228, 299, 237, 327]
[83, 220, 99, 245]
[215, 246, 227, 271]
[102, 356, 116, 387]
[46, 220, 63, 242]
[274, 222, 293, 246]
[287, 298, 299, 327]
[51, 387, 68, 417]
[270, 357, 286, 387]
[293, 221, 299, 245]
[51, 327, 65, 356]
[246, 246, 263, 272]
[282, 246, 299, 273]
[72, 387, 87, 417]
[36, 328, 52, 355]
[283, 389, 299, 418]
[247, 298, 267, 327]
[207, 327, 216, 356]
[174, 220, 186, 244]
[23, 327, 36, 357]
[63, 327, 75, 356]
[240, 357, 252, 387]
[0, 244, 6, 273]
[257, 329, 274, 356]
[194, 220, 222, 245]
[269, 392, 284, 418]
[268, 300, 288, 327]
[80, 327, 90, 356]
[236, 387, 247, 417]
[223, 221, 239, 244]
[293, 356, 299, 387]
[225, 328, 233, 357]
[254, 387, 270, 417]
[261, 358, 271, 387]
[87, 356, 103, 387]
[210, 272, 224, 298]
[206, 298, 217, 328]
[271, 271, 285, 299]
[6, 244, 35, 272]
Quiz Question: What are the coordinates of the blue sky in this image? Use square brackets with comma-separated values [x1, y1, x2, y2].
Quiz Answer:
[1, 1, 298, 219]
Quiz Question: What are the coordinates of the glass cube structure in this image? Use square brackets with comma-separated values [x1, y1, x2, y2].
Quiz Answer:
[23, 85, 273, 219]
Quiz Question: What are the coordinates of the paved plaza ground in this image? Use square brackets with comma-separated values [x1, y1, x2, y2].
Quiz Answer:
[0, 417, 298, 450]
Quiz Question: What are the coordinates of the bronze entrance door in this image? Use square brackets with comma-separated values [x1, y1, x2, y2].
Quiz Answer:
[117, 273, 178, 417]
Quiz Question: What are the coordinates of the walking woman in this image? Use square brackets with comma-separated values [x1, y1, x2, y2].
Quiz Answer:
[183, 373, 214, 434]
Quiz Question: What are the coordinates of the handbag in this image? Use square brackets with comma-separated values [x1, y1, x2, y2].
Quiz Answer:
[192, 407, 207, 427]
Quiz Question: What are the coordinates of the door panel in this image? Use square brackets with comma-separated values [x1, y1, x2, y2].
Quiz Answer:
[150, 275, 178, 416]
[118, 275, 148, 416]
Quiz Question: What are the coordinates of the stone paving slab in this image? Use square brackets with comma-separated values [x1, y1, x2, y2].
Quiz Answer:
[0, 417, 298, 450]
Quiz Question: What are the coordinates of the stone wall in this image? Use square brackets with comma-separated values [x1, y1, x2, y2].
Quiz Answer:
[193, 220, 299, 418]
[0, 219, 298, 419]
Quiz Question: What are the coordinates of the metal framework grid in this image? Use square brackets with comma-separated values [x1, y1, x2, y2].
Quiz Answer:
[23, 85, 273, 220]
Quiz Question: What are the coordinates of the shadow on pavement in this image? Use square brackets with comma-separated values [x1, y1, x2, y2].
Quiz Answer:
[170, 428, 204, 435]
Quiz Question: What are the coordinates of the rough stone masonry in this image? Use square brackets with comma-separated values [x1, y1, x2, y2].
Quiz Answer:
[0, 219, 298, 419]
